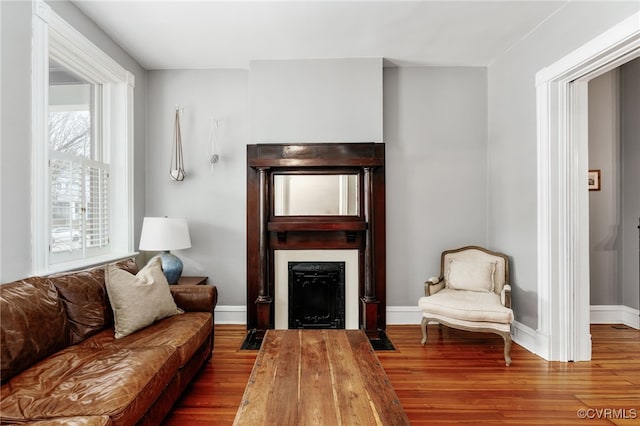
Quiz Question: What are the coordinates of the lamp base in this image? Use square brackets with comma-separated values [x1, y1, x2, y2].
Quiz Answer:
[157, 251, 183, 284]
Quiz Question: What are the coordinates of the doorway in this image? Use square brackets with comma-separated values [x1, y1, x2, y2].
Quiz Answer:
[536, 12, 640, 362]
[588, 62, 640, 328]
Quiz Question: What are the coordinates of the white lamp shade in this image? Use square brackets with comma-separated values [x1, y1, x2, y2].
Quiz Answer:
[139, 217, 192, 251]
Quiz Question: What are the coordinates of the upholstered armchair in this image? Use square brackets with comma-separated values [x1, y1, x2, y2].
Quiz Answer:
[418, 246, 514, 366]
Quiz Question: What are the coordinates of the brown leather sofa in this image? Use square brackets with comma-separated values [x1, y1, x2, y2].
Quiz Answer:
[0, 258, 218, 425]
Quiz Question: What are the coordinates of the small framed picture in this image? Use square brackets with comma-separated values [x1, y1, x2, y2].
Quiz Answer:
[588, 170, 601, 191]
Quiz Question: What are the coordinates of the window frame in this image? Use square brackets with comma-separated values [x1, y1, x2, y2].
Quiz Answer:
[32, 0, 135, 274]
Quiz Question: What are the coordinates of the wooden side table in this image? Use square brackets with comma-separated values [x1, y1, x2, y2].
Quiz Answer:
[176, 276, 208, 286]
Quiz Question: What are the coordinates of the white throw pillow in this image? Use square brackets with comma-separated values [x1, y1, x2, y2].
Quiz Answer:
[446, 259, 496, 293]
[106, 257, 182, 338]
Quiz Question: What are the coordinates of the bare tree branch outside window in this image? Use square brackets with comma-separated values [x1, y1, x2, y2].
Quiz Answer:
[49, 110, 90, 157]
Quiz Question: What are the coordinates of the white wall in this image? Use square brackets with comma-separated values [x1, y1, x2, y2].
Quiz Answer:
[620, 58, 640, 310]
[145, 70, 249, 306]
[588, 70, 620, 305]
[487, 1, 639, 329]
[0, 1, 31, 281]
[247, 59, 488, 308]
[384, 67, 488, 306]
[146, 62, 489, 311]
[0, 0, 3, 281]
[0, 0, 147, 282]
[250, 58, 383, 143]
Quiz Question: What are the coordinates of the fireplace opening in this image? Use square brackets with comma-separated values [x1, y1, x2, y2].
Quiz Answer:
[288, 261, 345, 329]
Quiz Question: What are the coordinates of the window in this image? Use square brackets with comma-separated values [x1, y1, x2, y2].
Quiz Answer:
[49, 62, 109, 262]
[32, 1, 135, 274]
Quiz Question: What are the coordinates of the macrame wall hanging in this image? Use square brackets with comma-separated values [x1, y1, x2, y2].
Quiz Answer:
[169, 106, 186, 181]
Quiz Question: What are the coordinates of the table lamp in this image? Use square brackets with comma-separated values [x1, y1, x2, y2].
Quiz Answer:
[139, 217, 192, 284]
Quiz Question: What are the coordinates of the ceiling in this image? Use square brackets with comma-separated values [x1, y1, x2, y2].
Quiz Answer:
[72, 0, 571, 70]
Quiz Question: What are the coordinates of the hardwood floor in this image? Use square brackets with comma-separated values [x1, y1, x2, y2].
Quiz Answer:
[163, 324, 640, 425]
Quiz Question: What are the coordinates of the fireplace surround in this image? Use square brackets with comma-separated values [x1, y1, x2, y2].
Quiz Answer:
[246, 143, 386, 338]
[274, 249, 359, 330]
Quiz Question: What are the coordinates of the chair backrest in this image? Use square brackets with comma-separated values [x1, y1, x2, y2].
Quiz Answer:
[441, 246, 509, 294]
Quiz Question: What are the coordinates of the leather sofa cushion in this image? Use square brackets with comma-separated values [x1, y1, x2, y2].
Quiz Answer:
[26, 416, 112, 425]
[0, 278, 70, 382]
[170, 285, 218, 313]
[0, 345, 179, 426]
[113, 257, 140, 275]
[80, 312, 213, 367]
[49, 258, 139, 344]
[50, 268, 113, 344]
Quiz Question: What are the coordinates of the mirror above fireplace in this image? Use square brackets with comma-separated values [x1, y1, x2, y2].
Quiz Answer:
[273, 173, 359, 216]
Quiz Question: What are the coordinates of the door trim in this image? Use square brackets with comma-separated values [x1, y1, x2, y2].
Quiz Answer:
[535, 12, 640, 361]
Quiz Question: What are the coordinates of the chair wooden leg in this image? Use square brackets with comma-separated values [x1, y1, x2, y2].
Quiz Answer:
[502, 333, 512, 366]
[420, 317, 428, 345]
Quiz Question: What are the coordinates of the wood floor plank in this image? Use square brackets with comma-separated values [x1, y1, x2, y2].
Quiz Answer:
[163, 324, 640, 425]
[324, 331, 364, 425]
[297, 331, 343, 425]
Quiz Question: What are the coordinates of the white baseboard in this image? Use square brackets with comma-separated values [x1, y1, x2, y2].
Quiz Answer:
[511, 321, 540, 356]
[214, 304, 536, 331]
[590, 305, 640, 329]
[214, 305, 246, 324]
[386, 305, 422, 324]
[214, 305, 426, 325]
[214, 305, 425, 325]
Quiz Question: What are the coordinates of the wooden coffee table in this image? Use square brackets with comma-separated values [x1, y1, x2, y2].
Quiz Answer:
[233, 329, 409, 425]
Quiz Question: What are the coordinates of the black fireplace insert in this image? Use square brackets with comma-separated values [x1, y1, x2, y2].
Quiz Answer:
[288, 261, 345, 329]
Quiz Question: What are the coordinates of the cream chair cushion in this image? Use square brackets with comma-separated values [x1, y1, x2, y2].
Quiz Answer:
[419, 289, 513, 324]
[443, 248, 507, 294]
[446, 259, 496, 292]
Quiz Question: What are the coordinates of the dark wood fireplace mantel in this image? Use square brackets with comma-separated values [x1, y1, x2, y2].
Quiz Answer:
[246, 143, 386, 337]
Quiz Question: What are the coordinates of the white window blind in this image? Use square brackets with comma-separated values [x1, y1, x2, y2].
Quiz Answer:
[85, 164, 109, 249]
[49, 154, 109, 258]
